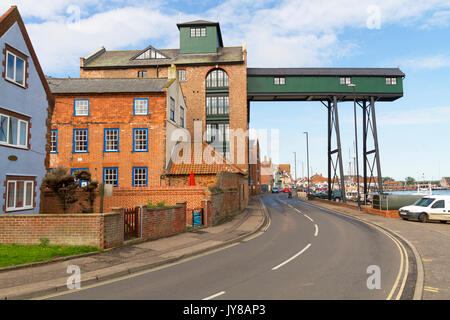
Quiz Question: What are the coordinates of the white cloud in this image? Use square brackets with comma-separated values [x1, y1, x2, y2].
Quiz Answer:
[378, 106, 450, 125]
[400, 54, 450, 70]
[2, 0, 450, 75]
[421, 10, 450, 29]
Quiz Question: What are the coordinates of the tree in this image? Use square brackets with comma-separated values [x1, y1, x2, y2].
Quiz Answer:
[42, 167, 79, 213]
[383, 177, 394, 182]
[405, 176, 416, 185]
[73, 170, 98, 213]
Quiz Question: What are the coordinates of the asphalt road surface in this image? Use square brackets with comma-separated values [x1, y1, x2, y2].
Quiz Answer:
[43, 193, 415, 300]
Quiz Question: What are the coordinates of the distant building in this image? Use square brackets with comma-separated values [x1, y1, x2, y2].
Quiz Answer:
[261, 156, 275, 192]
[0, 6, 54, 214]
[440, 177, 450, 188]
[248, 140, 261, 194]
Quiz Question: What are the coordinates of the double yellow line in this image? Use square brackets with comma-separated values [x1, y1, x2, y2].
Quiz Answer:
[368, 224, 409, 300]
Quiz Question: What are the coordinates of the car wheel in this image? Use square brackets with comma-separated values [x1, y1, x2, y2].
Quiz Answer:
[334, 198, 340, 202]
[402, 217, 408, 221]
[440, 220, 447, 224]
[418, 213, 428, 223]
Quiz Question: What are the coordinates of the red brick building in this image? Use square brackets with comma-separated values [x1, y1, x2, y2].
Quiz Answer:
[78, 20, 249, 173]
[249, 139, 261, 194]
[47, 77, 187, 188]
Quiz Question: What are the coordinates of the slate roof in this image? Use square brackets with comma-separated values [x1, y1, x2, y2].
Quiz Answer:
[82, 46, 243, 68]
[167, 141, 245, 175]
[47, 77, 171, 94]
[247, 68, 405, 77]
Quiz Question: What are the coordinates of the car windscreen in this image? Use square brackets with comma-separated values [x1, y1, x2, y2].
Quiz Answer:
[413, 198, 435, 207]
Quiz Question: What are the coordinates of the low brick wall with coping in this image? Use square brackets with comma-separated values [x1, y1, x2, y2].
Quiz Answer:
[312, 198, 400, 218]
[138, 202, 187, 240]
[0, 212, 123, 249]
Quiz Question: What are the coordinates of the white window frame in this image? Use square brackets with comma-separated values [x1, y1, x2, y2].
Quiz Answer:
[104, 168, 118, 187]
[6, 179, 34, 212]
[274, 77, 285, 85]
[178, 69, 186, 81]
[104, 129, 119, 152]
[386, 77, 397, 85]
[74, 100, 89, 116]
[73, 129, 88, 153]
[5, 50, 26, 87]
[0, 113, 28, 149]
[134, 99, 148, 115]
[340, 77, 352, 85]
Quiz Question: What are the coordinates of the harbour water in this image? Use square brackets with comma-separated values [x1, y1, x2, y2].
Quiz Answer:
[389, 190, 450, 196]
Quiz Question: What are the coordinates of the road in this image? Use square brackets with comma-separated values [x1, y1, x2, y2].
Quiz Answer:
[43, 193, 416, 300]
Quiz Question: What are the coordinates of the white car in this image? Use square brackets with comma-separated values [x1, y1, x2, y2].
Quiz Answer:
[398, 195, 450, 223]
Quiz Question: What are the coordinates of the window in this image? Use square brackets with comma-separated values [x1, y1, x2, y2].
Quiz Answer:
[180, 106, 185, 128]
[133, 128, 148, 152]
[73, 129, 88, 153]
[50, 129, 57, 153]
[74, 99, 89, 116]
[206, 69, 229, 89]
[104, 129, 119, 152]
[103, 167, 118, 187]
[133, 167, 147, 187]
[190, 27, 206, 37]
[135, 48, 166, 60]
[206, 96, 229, 116]
[206, 122, 229, 157]
[170, 97, 175, 121]
[137, 70, 148, 78]
[178, 69, 186, 81]
[0, 112, 28, 149]
[5, 177, 35, 211]
[134, 98, 148, 115]
[340, 77, 352, 85]
[5, 49, 26, 87]
[386, 77, 397, 85]
[431, 200, 445, 209]
[274, 77, 285, 85]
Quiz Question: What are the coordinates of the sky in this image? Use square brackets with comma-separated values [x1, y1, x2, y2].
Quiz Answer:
[2, 0, 450, 182]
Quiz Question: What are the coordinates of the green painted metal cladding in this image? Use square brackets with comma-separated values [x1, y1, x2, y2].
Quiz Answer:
[247, 76, 403, 94]
[179, 25, 219, 54]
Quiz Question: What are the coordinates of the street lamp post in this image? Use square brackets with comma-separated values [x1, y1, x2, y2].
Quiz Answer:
[303, 132, 310, 197]
[293, 152, 297, 183]
[348, 83, 361, 211]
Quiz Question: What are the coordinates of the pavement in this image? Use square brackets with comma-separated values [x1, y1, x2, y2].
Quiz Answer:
[0, 196, 268, 300]
[307, 198, 450, 300]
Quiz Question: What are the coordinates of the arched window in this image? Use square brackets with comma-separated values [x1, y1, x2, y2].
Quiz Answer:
[206, 69, 229, 89]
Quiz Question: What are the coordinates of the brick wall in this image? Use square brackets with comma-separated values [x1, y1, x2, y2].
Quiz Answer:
[0, 212, 123, 249]
[141, 202, 186, 240]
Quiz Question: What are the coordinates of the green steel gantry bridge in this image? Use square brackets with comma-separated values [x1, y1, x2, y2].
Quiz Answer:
[247, 67, 405, 202]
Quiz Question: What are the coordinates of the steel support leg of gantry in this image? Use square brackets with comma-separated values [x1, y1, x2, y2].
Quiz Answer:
[327, 96, 346, 203]
[361, 97, 384, 200]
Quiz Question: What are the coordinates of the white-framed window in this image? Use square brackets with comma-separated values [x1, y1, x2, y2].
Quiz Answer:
[137, 70, 148, 78]
[50, 129, 57, 153]
[274, 77, 285, 85]
[178, 69, 186, 81]
[135, 49, 166, 60]
[103, 167, 118, 187]
[133, 128, 148, 152]
[134, 99, 148, 115]
[340, 77, 352, 85]
[133, 167, 147, 187]
[74, 99, 89, 116]
[386, 77, 397, 85]
[190, 27, 206, 37]
[0, 113, 28, 148]
[6, 179, 34, 211]
[5, 50, 26, 87]
[73, 129, 88, 153]
[104, 129, 119, 152]
[206, 96, 229, 115]
[206, 69, 229, 88]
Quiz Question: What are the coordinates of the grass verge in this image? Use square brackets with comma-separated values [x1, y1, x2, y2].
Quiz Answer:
[0, 244, 101, 268]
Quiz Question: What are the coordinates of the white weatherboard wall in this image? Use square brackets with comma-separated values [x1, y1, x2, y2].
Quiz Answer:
[0, 22, 48, 214]
[165, 79, 188, 168]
